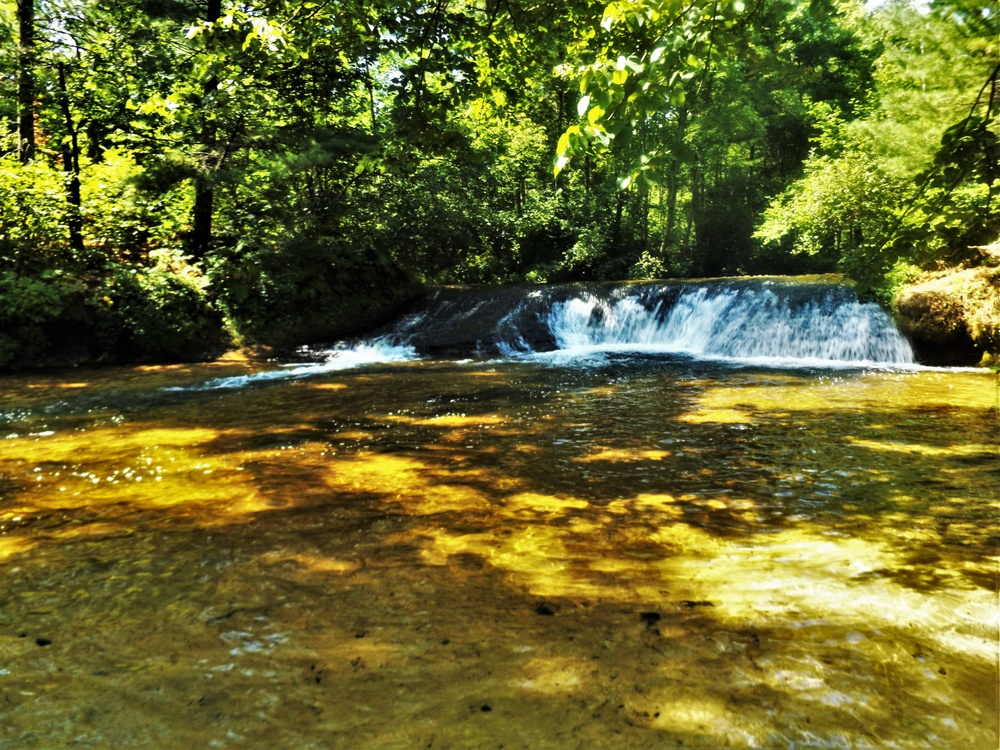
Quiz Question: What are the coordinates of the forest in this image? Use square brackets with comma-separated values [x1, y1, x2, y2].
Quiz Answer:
[0, 0, 997, 368]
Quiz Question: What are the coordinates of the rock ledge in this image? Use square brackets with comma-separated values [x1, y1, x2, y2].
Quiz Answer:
[895, 255, 1000, 366]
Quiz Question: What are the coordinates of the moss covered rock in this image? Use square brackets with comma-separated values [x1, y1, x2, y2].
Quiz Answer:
[896, 250, 1000, 366]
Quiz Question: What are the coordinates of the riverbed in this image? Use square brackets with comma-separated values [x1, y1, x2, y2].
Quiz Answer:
[1, 350, 997, 748]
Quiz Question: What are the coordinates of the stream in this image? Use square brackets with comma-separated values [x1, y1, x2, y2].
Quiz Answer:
[1, 277, 997, 748]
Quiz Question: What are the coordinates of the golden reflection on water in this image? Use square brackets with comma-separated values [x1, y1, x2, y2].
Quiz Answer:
[0, 361, 997, 748]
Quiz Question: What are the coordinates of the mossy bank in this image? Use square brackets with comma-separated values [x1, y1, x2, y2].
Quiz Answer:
[0, 244, 421, 372]
[894, 245, 1000, 367]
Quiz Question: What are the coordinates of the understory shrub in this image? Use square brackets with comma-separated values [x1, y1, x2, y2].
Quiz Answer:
[0, 270, 86, 368]
[0, 157, 71, 272]
[96, 262, 230, 362]
[208, 236, 419, 347]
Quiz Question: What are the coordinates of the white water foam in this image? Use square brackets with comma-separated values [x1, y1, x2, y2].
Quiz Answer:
[171, 340, 417, 390]
[543, 287, 915, 368]
[170, 283, 922, 390]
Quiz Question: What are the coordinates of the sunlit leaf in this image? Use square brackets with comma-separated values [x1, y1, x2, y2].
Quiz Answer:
[557, 131, 571, 156]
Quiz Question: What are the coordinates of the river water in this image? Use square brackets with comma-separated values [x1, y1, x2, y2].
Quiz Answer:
[0, 279, 997, 748]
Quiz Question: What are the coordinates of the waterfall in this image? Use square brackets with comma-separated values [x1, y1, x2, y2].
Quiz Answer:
[543, 284, 915, 365]
[186, 277, 916, 389]
[388, 278, 915, 367]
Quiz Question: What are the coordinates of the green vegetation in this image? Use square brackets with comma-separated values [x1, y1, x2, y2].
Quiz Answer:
[0, 0, 996, 368]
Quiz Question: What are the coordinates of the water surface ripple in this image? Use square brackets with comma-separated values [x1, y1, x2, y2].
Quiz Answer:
[0, 356, 997, 749]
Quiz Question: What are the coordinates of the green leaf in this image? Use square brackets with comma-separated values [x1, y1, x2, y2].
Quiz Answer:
[587, 105, 606, 124]
[556, 131, 571, 156]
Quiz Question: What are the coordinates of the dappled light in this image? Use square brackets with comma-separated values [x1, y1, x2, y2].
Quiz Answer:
[574, 447, 672, 462]
[26, 381, 90, 390]
[846, 436, 995, 458]
[3, 0, 997, 745]
[0, 358, 997, 748]
[0, 425, 273, 520]
[0, 533, 35, 562]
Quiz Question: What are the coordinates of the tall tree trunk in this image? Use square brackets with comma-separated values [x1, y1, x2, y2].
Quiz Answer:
[190, 0, 223, 259]
[57, 62, 84, 255]
[665, 165, 678, 237]
[612, 191, 625, 246]
[191, 175, 214, 258]
[684, 165, 700, 249]
[665, 108, 688, 238]
[365, 64, 378, 139]
[16, 0, 36, 163]
[641, 191, 649, 249]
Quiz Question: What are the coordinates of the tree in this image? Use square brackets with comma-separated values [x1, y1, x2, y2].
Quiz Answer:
[16, 0, 34, 162]
[2, 0, 991, 367]
[755, 0, 999, 294]
[554, 0, 748, 185]
[190, 0, 223, 257]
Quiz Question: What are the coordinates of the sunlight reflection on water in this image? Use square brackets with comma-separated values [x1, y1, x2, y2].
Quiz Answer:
[0, 357, 997, 748]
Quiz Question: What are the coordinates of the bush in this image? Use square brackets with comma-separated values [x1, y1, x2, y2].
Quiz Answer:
[208, 236, 419, 347]
[96, 259, 230, 362]
[0, 157, 71, 271]
[0, 270, 86, 368]
[81, 149, 194, 258]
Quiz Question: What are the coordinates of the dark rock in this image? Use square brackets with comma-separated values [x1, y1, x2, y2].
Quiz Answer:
[639, 612, 661, 628]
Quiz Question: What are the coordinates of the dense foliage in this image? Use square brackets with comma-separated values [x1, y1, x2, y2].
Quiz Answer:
[0, 0, 996, 367]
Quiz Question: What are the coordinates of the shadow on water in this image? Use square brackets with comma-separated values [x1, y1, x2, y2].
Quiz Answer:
[0, 358, 997, 748]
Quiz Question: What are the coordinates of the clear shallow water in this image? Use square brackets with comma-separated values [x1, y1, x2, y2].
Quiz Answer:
[0, 354, 997, 749]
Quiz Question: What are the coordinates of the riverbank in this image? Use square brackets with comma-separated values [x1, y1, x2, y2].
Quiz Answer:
[895, 244, 1000, 367]
[4, 269, 998, 374]
[0, 267, 421, 374]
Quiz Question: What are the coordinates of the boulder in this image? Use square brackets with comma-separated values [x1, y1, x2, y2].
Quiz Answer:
[896, 261, 1000, 366]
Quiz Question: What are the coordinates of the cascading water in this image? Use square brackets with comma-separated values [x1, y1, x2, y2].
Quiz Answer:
[387, 277, 915, 367]
[192, 277, 915, 388]
[543, 284, 915, 365]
